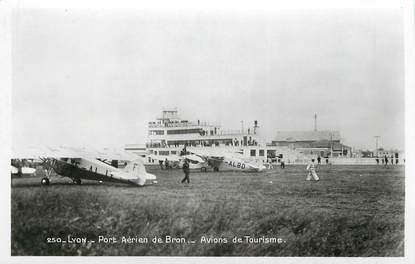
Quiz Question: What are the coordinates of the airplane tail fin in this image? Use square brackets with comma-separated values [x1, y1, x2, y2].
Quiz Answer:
[257, 159, 265, 171]
[123, 159, 149, 186]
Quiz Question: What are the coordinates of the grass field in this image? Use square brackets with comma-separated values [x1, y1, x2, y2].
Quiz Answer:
[11, 165, 405, 256]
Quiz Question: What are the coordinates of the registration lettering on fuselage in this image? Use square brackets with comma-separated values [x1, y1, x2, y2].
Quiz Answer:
[225, 160, 246, 169]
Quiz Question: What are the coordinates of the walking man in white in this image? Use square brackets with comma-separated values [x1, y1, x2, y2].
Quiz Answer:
[306, 158, 320, 181]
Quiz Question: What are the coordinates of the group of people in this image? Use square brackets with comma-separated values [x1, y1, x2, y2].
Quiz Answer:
[158, 157, 191, 184]
[375, 155, 400, 166]
[177, 158, 321, 184]
[158, 159, 174, 170]
[168, 151, 406, 185]
[316, 156, 330, 165]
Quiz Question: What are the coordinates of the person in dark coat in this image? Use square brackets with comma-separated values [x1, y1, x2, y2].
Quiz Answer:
[280, 158, 285, 169]
[181, 159, 190, 184]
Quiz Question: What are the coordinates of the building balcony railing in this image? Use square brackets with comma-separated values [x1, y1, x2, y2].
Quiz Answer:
[218, 129, 256, 136]
[148, 121, 216, 128]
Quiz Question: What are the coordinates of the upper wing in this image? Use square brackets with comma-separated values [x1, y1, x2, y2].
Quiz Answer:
[12, 145, 142, 161]
[12, 145, 81, 159]
[72, 147, 143, 162]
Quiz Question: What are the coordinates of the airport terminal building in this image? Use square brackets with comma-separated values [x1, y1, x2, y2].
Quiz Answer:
[141, 108, 287, 163]
[146, 108, 264, 149]
[124, 108, 402, 165]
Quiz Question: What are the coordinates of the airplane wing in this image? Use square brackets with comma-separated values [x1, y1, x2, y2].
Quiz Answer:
[10, 165, 36, 175]
[13, 145, 141, 161]
[84, 147, 143, 162]
[12, 145, 70, 159]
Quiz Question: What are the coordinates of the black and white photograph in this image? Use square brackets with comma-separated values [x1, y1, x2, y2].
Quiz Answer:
[1, 0, 414, 262]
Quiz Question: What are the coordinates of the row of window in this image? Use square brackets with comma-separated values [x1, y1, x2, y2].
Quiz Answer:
[149, 128, 205, 135]
[167, 129, 203, 135]
[149, 130, 165, 135]
[250, 149, 265, 157]
[153, 150, 177, 155]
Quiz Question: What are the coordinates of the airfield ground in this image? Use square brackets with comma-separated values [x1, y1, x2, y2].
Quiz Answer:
[11, 165, 404, 256]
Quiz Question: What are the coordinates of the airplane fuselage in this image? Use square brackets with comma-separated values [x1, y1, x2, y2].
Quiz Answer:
[220, 156, 264, 172]
[48, 158, 139, 185]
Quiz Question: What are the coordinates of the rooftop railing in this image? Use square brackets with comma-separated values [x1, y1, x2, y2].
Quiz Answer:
[148, 121, 217, 128]
[218, 129, 257, 136]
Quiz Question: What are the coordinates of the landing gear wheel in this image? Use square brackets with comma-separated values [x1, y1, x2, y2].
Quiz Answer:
[40, 177, 50, 186]
[73, 178, 82, 185]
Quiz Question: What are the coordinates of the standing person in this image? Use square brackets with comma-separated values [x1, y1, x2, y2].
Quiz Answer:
[325, 157, 329, 165]
[280, 157, 285, 169]
[17, 166, 22, 178]
[306, 159, 319, 181]
[158, 160, 164, 170]
[385, 155, 389, 166]
[181, 159, 190, 184]
[375, 157, 379, 165]
[165, 158, 170, 169]
[390, 154, 394, 165]
[180, 146, 187, 156]
[268, 158, 274, 169]
[317, 156, 321, 165]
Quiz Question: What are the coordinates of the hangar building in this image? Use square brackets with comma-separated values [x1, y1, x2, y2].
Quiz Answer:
[271, 130, 351, 157]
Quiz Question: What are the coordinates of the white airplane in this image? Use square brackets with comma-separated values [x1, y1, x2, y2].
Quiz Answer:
[10, 165, 36, 175]
[12, 146, 157, 186]
[183, 148, 266, 172]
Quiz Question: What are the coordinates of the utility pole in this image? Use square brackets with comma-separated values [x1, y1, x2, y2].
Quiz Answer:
[314, 113, 317, 131]
[241, 120, 244, 134]
[374, 136, 380, 156]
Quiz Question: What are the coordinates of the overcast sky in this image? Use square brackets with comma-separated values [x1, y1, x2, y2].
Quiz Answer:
[12, 8, 404, 150]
